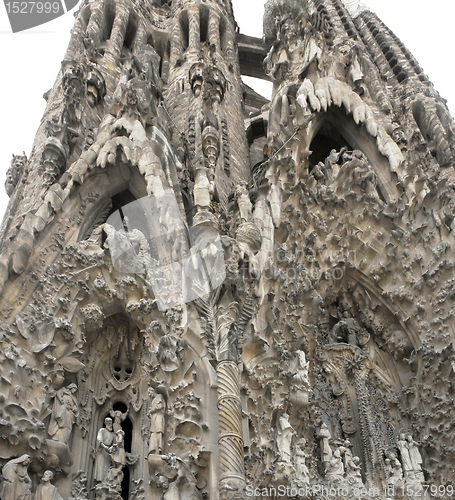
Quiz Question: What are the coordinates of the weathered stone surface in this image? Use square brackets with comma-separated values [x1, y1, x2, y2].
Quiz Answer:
[0, 0, 454, 499]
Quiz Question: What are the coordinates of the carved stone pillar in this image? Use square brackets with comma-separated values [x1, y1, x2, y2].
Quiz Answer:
[208, 10, 220, 52]
[170, 21, 183, 62]
[85, 3, 104, 47]
[107, 6, 129, 61]
[353, 363, 386, 487]
[217, 361, 245, 498]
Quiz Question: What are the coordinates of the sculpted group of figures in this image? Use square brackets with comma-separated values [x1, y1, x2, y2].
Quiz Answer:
[0, 384, 166, 500]
[317, 423, 425, 488]
[1, 456, 63, 500]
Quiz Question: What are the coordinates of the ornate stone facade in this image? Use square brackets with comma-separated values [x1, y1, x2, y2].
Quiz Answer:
[0, 0, 454, 499]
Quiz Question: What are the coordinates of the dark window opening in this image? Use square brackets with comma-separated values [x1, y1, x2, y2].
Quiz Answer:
[219, 16, 227, 54]
[102, 0, 116, 41]
[308, 127, 351, 171]
[180, 11, 189, 51]
[112, 402, 132, 500]
[199, 6, 209, 44]
[123, 12, 138, 50]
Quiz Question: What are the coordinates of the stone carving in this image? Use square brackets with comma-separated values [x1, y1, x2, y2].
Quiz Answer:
[69, 470, 89, 500]
[93, 466, 123, 500]
[398, 433, 424, 482]
[275, 413, 295, 463]
[147, 388, 166, 455]
[48, 383, 78, 442]
[325, 448, 344, 481]
[35, 470, 64, 500]
[5, 153, 26, 196]
[2, 0, 455, 497]
[109, 429, 126, 468]
[318, 422, 333, 469]
[329, 311, 369, 348]
[94, 418, 115, 482]
[293, 438, 310, 487]
[0, 455, 32, 500]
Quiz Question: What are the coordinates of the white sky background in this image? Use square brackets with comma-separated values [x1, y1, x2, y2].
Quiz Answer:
[0, 0, 454, 221]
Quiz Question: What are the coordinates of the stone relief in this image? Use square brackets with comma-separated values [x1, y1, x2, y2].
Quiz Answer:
[0, 0, 454, 497]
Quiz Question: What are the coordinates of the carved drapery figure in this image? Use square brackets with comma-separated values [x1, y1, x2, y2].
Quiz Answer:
[275, 413, 295, 463]
[0, 454, 32, 500]
[110, 408, 128, 433]
[35, 470, 64, 500]
[329, 311, 369, 348]
[325, 449, 344, 479]
[148, 388, 166, 455]
[294, 438, 310, 486]
[318, 422, 333, 468]
[407, 434, 423, 473]
[48, 383, 78, 442]
[291, 350, 310, 390]
[397, 433, 413, 474]
[109, 429, 126, 468]
[94, 418, 115, 482]
[345, 456, 363, 486]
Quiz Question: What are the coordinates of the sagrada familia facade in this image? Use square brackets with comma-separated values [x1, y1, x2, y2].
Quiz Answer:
[0, 0, 454, 498]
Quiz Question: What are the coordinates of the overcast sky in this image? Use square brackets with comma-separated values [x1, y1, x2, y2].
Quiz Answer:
[0, 0, 454, 220]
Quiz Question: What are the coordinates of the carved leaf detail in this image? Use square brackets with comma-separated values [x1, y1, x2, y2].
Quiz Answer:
[16, 316, 29, 339]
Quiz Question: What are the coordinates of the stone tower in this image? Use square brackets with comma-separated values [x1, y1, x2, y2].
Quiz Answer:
[1, 0, 455, 499]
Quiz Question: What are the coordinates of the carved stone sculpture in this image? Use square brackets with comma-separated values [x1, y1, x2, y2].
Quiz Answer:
[318, 423, 333, 468]
[0, 455, 32, 500]
[48, 383, 78, 442]
[293, 438, 310, 487]
[147, 388, 166, 455]
[94, 418, 115, 482]
[275, 413, 295, 463]
[35, 470, 64, 500]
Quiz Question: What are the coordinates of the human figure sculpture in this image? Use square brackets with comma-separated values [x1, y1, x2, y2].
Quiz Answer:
[276, 413, 295, 463]
[48, 383, 78, 442]
[346, 456, 363, 486]
[339, 439, 353, 469]
[294, 438, 310, 486]
[94, 418, 115, 482]
[148, 388, 166, 455]
[407, 434, 423, 472]
[291, 350, 310, 390]
[35, 470, 64, 500]
[0, 454, 32, 500]
[235, 182, 253, 222]
[397, 433, 413, 474]
[110, 408, 128, 433]
[325, 449, 344, 479]
[318, 422, 333, 467]
[109, 429, 126, 468]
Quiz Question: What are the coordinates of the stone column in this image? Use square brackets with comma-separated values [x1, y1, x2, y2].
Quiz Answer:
[188, 7, 200, 53]
[208, 10, 220, 52]
[107, 4, 129, 61]
[217, 361, 245, 498]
